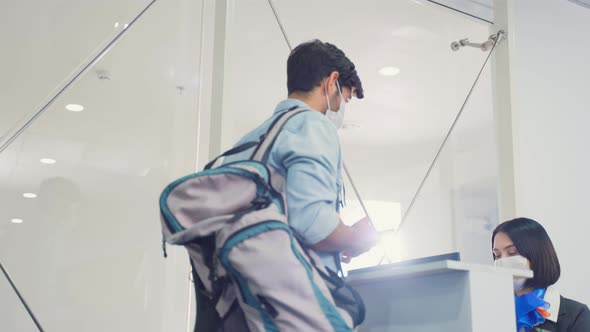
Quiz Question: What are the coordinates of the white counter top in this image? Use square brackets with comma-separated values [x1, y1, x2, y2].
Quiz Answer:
[346, 260, 533, 286]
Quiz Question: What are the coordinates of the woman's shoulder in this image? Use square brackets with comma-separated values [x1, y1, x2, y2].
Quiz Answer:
[560, 296, 589, 316]
[559, 296, 590, 330]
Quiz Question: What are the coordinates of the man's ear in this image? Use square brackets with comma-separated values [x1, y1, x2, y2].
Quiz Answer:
[327, 71, 340, 94]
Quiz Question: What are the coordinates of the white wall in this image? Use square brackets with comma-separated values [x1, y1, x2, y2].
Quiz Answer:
[494, 0, 590, 304]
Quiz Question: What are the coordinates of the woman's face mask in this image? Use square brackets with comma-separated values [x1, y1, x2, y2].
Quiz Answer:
[494, 255, 531, 291]
[325, 80, 346, 129]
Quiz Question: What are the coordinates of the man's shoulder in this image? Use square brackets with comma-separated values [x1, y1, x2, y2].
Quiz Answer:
[280, 109, 336, 135]
[234, 108, 326, 143]
[269, 109, 340, 166]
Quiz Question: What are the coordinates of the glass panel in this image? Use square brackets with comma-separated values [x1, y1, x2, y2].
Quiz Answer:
[349, 49, 498, 271]
[220, 0, 497, 272]
[0, 0, 204, 330]
[396, 59, 498, 265]
[0, 0, 157, 139]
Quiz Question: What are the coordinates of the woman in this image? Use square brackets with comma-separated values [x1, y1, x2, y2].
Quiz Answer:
[492, 217, 590, 332]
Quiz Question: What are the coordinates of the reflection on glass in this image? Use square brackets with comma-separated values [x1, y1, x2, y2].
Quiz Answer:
[0, 0, 162, 140]
[0, 0, 204, 330]
[220, 0, 498, 273]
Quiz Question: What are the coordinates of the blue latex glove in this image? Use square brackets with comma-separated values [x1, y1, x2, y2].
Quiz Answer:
[515, 288, 550, 332]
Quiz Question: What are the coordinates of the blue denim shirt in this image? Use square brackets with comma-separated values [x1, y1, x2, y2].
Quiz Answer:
[223, 99, 342, 270]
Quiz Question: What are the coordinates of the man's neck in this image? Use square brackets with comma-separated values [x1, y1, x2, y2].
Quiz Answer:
[288, 93, 325, 114]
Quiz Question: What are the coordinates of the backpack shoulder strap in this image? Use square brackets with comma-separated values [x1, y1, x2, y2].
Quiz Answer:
[204, 106, 310, 170]
[250, 106, 310, 163]
[204, 141, 259, 170]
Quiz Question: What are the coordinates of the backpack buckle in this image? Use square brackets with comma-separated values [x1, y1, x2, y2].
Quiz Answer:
[251, 196, 271, 209]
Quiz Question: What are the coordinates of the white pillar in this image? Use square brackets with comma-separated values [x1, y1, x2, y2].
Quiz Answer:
[493, 0, 590, 304]
[198, 0, 228, 164]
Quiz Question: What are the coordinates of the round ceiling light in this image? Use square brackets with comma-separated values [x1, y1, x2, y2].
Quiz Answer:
[378, 66, 401, 77]
[11, 218, 23, 224]
[65, 104, 84, 112]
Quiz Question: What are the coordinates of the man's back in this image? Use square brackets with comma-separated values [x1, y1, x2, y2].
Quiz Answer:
[223, 98, 343, 271]
[222, 39, 376, 271]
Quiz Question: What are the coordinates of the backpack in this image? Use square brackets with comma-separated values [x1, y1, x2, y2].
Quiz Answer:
[159, 107, 365, 331]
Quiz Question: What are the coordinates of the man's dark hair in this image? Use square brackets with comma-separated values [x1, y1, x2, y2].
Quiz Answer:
[492, 217, 561, 289]
[287, 39, 364, 99]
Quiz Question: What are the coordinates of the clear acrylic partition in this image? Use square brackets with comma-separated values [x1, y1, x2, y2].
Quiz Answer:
[0, 0, 203, 330]
[220, 0, 498, 274]
[347, 61, 499, 271]
[337, 34, 499, 272]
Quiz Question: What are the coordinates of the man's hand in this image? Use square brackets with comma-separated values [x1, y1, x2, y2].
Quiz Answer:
[341, 217, 378, 264]
[310, 217, 378, 261]
[348, 216, 379, 257]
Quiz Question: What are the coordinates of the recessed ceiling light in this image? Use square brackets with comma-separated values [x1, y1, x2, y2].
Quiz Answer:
[40, 158, 56, 164]
[11, 218, 23, 224]
[65, 104, 84, 112]
[23, 193, 37, 198]
[114, 22, 120, 28]
[378, 66, 401, 77]
[123, 23, 129, 29]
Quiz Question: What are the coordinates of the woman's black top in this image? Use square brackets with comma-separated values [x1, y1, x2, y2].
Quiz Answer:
[534, 296, 590, 332]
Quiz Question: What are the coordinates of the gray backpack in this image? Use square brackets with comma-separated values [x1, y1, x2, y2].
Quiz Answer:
[159, 107, 365, 332]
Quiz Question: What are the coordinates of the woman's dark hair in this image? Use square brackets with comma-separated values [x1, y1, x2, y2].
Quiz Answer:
[287, 39, 364, 98]
[492, 217, 561, 289]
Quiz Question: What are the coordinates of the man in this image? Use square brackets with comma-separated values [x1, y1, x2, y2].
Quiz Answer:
[224, 39, 378, 271]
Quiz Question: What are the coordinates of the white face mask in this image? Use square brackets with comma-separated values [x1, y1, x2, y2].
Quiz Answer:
[325, 80, 346, 129]
[494, 255, 530, 291]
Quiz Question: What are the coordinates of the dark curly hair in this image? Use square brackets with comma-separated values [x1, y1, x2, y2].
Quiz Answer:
[287, 39, 364, 99]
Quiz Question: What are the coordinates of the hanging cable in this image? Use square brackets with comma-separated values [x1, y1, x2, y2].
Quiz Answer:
[267, 0, 292, 51]
[1, 260, 45, 332]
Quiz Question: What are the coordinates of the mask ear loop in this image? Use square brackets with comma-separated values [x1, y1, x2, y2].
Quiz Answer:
[335, 80, 344, 101]
[324, 79, 332, 112]
[326, 77, 343, 112]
